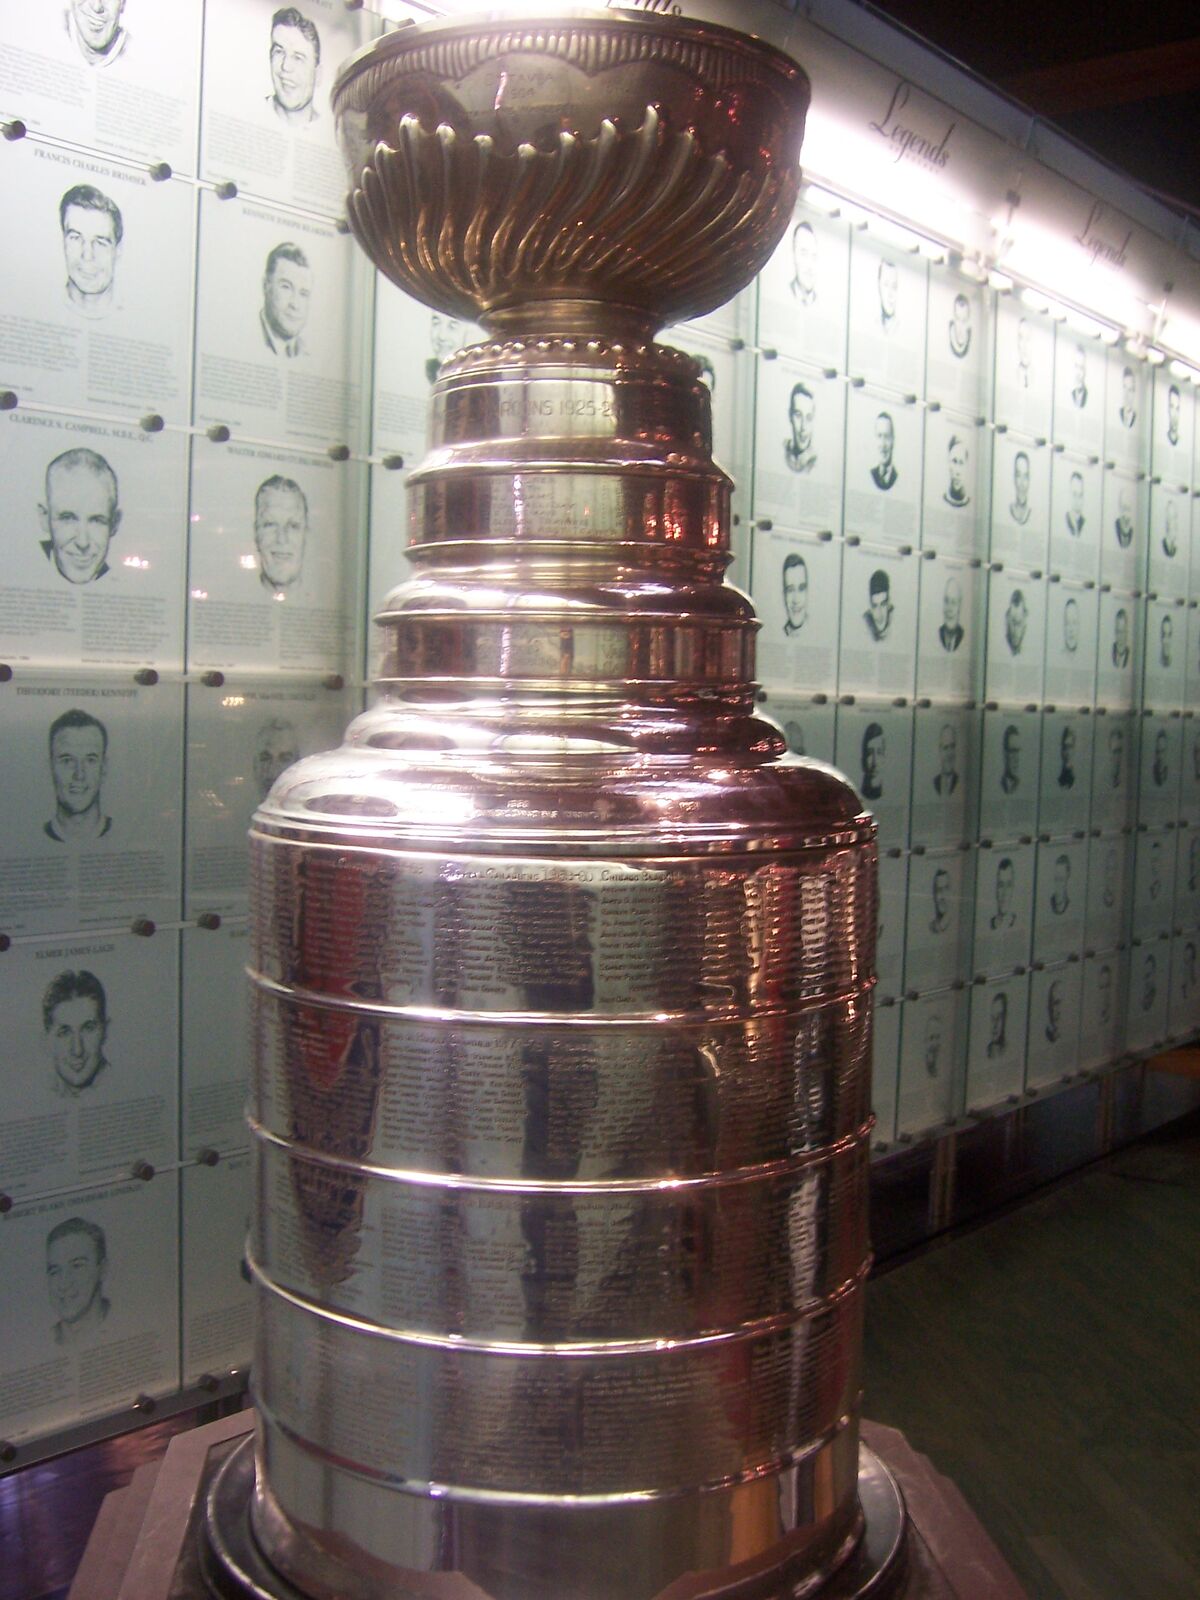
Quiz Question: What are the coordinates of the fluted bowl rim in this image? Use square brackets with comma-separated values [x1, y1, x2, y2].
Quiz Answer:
[332, 7, 811, 123]
[330, 6, 810, 327]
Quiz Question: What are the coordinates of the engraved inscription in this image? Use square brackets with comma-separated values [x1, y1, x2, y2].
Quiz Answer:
[434, 380, 619, 448]
[253, 1139, 869, 1343]
[253, 999, 871, 1180]
[250, 844, 877, 1016]
[255, 1287, 862, 1494]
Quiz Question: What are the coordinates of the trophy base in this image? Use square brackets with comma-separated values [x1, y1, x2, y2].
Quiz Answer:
[200, 1437, 908, 1600]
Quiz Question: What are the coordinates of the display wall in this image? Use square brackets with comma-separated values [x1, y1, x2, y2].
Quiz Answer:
[1, 0, 1199, 1462]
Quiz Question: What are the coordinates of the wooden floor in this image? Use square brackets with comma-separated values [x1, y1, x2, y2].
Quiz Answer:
[2, 1112, 1197, 1600]
[865, 1109, 1200, 1600]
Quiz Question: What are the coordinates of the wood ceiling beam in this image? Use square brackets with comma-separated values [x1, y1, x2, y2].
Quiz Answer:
[1002, 37, 1200, 114]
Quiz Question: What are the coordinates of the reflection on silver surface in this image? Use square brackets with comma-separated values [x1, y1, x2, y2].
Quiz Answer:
[240, 10, 881, 1599]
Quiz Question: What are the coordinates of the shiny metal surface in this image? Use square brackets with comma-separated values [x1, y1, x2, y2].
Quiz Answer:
[334, 9, 809, 333]
[206, 1436, 908, 1600]
[235, 10, 881, 1599]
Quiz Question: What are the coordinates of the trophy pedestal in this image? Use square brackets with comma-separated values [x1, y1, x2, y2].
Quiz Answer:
[203, 1439, 907, 1600]
[67, 1410, 1028, 1600]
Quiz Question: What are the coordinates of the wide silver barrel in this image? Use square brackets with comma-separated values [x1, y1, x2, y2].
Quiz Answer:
[237, 13, 883, 1600]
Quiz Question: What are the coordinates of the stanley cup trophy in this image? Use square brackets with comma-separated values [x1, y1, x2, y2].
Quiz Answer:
[203, 7, 906, 1597]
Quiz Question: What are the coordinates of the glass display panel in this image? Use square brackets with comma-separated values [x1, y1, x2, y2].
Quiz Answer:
[193, 190, 370, 452]
[834, 698, 913, 851]
[1127, 935, 1170, 1053]
[846, 233, 927, 395]
[1096, 588, 1138, 708]
[1085, 830, 1133, 958]
[1038, 708, 1093, 839]
[181, 921, 252, 1159]
[0, 931, 178, 1199]
[870, 997, 901, 1146]
[199, 0, 375, 215]
[751, 357, 846, 535]
[1147, 481, 1190, 600]
[0, 1177, 180, 1445]
[758, 692, 836, 764]
[1048, 450, 1101, 584]
[1051, 325, 1105, 456]
[186, 439, 363, 675]
[990, 432, 1049, 571]
[913, 550, 983, 701]
[756, 200, 850, 373]
[920, 409, 987, 560]
[896, 987, 964, 1138]
[971, 841, 1035, 978]
[1099, 465, 1143, 593]
[1031, 837, 1088, 964]
[1136, 711, 1182, 829]
[0, 675, 182, 937]
[1089, 709, 1136, 832]
[966, 972, 1028, 1110]
[843, 385, 922, 546]
[978, 704, 1041, 842]
[926, 267, 987, 416]
[663, 326, 757, 541]
[1026, 961, 1083, 1090]
[1142, 597, 1187, 710]
[1168, 930, 1200, 1041]
[0, 140, 194, 423]
[752, 525, 842, 691]
[1105, 347, 1149, 473]
[1132, 827, 1175, 940]
[0, 411, 187, 671]
[836, 540, 919, 697]
[984, 567, 1046, 703]
[909, 705, 977, 849]
[181, 1153, 252, 1386]
[1079, 951, 1125, 1072]
[993, 298, 1053, 440]
[0, 0, 203, 172]
[903, 847, 973, 992]
[875, 849, 909, 1003]
[1150, 364, 1194, 488]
